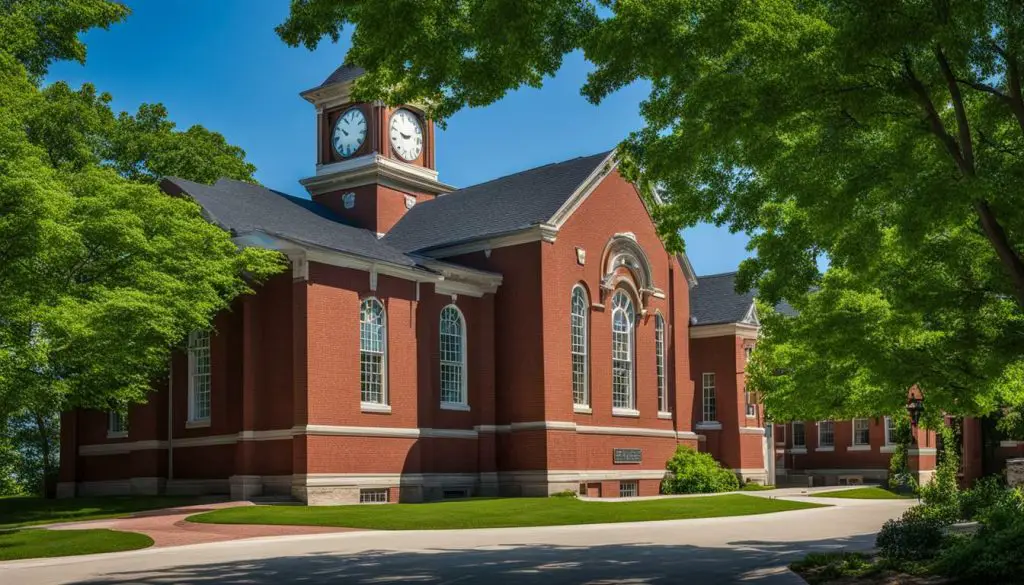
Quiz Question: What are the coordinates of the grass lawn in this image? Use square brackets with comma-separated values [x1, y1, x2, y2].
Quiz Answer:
[188, 494, 825, 530]
[739, 483, 777, 491]
[0, 496, 209, 530]
[0, 529, 153, 561]
[813, 487, 916, 500]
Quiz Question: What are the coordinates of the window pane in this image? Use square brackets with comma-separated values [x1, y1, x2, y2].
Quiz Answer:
[611, 291, 634, 410]
[853, 418, 870, 445]
[655, 315, 666, 412]
[571, 287, 589, 406]
[360, 299, 386, 404]
[440, 306, 466, 405]
[702, 373, 716, 421]
[189, 330, 211, 420]
[819, 421, 835, 447]
[792, 422, 805, 446]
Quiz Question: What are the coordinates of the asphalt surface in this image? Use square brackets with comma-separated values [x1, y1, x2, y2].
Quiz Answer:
[2, 494, 913, 585]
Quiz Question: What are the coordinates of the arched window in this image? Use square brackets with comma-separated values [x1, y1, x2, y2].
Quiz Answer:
[611, 290, 635, 411]
[360, 298, 387, 405]
[571, 285, 589, 408]
[655, 313, 667, 413]
[440, 305, 467, 407]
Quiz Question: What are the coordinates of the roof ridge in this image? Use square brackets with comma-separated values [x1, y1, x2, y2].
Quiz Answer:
[450, 150, 612, 194]
[696, 271, 739, 279]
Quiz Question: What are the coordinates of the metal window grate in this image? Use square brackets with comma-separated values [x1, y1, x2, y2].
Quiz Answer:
[359, 488, 389, 503]
[619, 480, 639, 498]
[819, 420, 835, 447]
[792, 422, 806, 447]
[611, 291, 635, 410]
[853, 418, 870, 445]
[188, 330, 211, 421]
[655, 314, 667, 412]
[702, 373, 716, 421]
[440, 306, 466, 405]
[571, 286, 589, 407]
[360, 298, 387, 404]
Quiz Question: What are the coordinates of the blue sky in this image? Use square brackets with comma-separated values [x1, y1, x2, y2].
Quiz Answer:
[47, 0, 751, 276]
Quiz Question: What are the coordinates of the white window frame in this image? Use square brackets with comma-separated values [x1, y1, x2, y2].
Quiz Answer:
[655, 312, 668, 414]
[792, 421, 806, 447]
[359, 297, 388, 409]
[107, 410, 127, 438]
[570, 285, 590, 410]
[619, 480, 639, 498]
[187, 330, 211, 424]
[611, 290, 636, 414]
[885, 416, 896, 445]
[852, 418, 870, 446]
[745, 385, 757, 418]
[439, 304, 468, 409]
[818, 420, 835, 448]
[702, 372, 717, 422]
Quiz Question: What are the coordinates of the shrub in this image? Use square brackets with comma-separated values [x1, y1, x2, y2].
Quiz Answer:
[919, 425, 959, 511]
[935, 492, 1024, 581]
[876, 505, 949, 561]
[551, 489, 578, 498]
[661, 445, 740, 494]
[959, 475, 1008, 521]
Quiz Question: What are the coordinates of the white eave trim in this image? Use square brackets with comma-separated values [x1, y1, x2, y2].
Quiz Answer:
[301, 154, 454, 196]
[548, 150, 619, 228]
[689, 323, 760, 339]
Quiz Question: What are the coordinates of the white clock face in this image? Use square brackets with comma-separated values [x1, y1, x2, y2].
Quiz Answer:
[332, 107, 366, 158]
[389, 109, 423, 161]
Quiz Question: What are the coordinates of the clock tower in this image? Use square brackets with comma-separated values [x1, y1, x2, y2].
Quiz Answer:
[299, 65, 453, 235]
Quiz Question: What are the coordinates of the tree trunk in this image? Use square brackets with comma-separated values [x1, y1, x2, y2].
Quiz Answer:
[34, 411, 52, 496]
[974, 199, 1024, 310]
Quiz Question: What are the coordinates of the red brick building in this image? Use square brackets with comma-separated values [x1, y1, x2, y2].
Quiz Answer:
[56, 66, 931, 503]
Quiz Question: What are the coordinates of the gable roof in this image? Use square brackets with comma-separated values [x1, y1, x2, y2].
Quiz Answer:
[690, 271, 798, 326]
[304, 64, 366, 94]
[384, 151, 614, 253]
[161, 177, 415, 267]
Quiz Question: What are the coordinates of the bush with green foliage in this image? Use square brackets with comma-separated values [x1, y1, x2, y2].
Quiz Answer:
[935, 489, 1024, 581]
[959, 476, 1007, 521]
[876, 505, 949, 561]
[885, 415, 918, 494]
[918, 424, 960, 520]
[661, 445, 739, 494]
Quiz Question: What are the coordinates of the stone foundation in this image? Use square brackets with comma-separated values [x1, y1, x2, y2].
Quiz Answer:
[1006, 458, 1024, 487]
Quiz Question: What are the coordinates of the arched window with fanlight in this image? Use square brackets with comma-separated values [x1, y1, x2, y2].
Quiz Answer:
[360, 298, 387, 405]
[571, 285, 589, 408]
[440, 305, 467, 407]
[611, 290, 636, 411]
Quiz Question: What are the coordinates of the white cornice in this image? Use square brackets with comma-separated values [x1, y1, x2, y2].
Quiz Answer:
[548, 151, 619, 228]
[689, 323, 760, 339]
[302, 155, 454, 197]
[421, 224, 558, 258]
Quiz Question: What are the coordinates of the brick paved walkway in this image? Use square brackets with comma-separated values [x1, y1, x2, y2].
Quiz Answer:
[45, 501, 358, 547]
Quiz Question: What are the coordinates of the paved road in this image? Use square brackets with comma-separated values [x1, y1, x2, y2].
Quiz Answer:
[2, 496, 912, 585]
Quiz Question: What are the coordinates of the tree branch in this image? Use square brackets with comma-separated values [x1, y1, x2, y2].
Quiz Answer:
[973, 199, 1024, 309]
[901, 58, 970, 175]
[935, 46, 974, 173]
[1005, 51, 1024, 136]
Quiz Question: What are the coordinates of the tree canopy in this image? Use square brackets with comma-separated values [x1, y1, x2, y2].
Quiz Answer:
[0, 1, 284, 423]
[278, 0, 1024, 419]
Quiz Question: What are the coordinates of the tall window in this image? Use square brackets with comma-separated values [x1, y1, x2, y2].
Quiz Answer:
[108, 411, 127, 435]
[853, 418, 870, 446]
[611, 291, 635, 410]
[188, 330, 211, 422]
[440, 305, 467, 406]
[885, 416, 896, 445]
[702, 373, 716, 422]
[819, 420, 835, 447]
[360, 298, 387, 405]
[792, 421, 806, 447]
[745, 386, 757, 417]
[570, 286, 589, 407]
[655, 313, 667, 412]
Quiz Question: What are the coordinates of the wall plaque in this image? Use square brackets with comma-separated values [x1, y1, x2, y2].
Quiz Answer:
[613, 448, 642, 464]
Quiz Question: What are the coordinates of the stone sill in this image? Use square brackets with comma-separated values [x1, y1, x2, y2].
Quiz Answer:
[815, 446, 835, 452]
[573, 405, 593, 415]
[612, 408, 640, 418]
[695, 421, 722, 431]
[440, 402, 471, 412]
[360, 403, 392, 414]
[848, 445, 871, 451]
[185, 419, 210, 429]
[106, 431, 128, 440]
[787, 447, 808, 454]
[657, 411, 673, 420]
[880, 445, 898, 454]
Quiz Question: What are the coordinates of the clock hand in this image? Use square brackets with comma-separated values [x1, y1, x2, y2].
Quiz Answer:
[400, 132, 411, 139]
[341, 129, 349, 136]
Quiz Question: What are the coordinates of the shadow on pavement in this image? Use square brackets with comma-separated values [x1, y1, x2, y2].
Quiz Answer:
[75, 533, 876, 584]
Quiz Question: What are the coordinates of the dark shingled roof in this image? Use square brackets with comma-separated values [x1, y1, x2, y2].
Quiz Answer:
[384, 151, 613, 252]
[690, 272, 798, 326]
[163, 177, 415, 266]
[305, 65, 366, 92]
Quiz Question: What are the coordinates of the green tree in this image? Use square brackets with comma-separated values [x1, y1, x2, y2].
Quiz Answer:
[277, 0, 1024, 417]
[0, 4, 284, 422]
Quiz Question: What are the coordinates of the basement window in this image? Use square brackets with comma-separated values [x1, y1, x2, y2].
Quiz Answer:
[443, 489, 469, 500]
[619, 480, 639, 498]
[359, 488, 389, 504]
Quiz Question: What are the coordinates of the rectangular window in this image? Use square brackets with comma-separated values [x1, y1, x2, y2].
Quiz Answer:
[745, 386, 757, 418]
[819, 421, 835, 447]
[108, 411, 127, 436]
[619, 480, 639, 498]
[885, 416, 896, 445]
[655, 315, 667, 412]
[744, 346, 753, 368]
[571, 288, 589, 407]
[853, 418, 870, 446]
[188, 330, 211, 422]
[702, 373, 716, 422]
[792, 422, 806, 447]
[359, 488, 389, 503]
